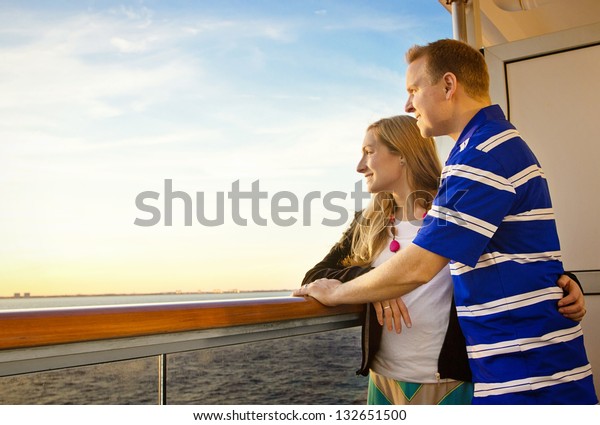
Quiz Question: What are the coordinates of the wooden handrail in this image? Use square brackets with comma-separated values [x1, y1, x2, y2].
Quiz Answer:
[0, 297, 364, 351]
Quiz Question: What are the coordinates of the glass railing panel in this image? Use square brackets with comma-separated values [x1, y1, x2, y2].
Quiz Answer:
[0, 357, 158, 404]
[166, 327, 366, 405]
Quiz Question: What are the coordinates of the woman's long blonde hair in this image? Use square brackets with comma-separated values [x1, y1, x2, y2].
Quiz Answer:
[343, 115, 441, 267]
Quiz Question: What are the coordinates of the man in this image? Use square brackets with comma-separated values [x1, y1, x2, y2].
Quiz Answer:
[294, 39, 597, 404]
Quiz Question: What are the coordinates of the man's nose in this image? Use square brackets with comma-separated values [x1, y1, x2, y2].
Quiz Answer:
[405, 97, 415, 113]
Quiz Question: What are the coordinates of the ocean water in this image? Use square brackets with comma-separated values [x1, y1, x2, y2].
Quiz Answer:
[0, 292, 367, 405]
[0, 291, 294, 311]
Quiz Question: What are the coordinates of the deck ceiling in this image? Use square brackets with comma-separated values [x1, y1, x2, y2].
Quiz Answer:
[439, 0, 600, 47]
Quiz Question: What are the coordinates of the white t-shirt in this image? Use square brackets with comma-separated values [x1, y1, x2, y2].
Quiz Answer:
[369, 219, 454, 384]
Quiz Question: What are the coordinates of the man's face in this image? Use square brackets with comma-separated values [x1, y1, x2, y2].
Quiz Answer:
[404, 56, 450, 138]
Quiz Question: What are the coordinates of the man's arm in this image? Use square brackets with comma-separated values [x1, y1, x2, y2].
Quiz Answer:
[293, 243, 450, 306]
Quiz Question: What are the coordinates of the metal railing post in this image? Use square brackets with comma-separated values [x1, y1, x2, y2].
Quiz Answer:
[448, 0, 469, 42]
[158, 354, 167, 405]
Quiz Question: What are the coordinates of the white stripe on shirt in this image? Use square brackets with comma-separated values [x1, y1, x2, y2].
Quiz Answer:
[450, 251, 563, 276]
[473, 364, 593, 398]
[476, 129, 521, 153]
[503, 208, 555, 222]
[455, 286, 563, 318]
[441, 164, 515, 193]
[510, 164, 546, 188]
[467, 325, 583, 359]
[429, 205, 497, 238]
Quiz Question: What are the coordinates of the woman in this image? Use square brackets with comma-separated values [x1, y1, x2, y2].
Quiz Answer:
[301, 115, 586, 405]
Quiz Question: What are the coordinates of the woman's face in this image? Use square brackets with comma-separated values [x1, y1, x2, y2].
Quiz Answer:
[356, 130, 405, 194]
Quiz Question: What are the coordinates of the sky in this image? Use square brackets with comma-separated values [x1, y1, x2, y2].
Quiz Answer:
[0, 0, 453, 297]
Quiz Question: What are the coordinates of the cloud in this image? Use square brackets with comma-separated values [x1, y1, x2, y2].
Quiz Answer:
[324, 17, 420, 33]
[181, 18, 296, 43]
[110, 36, 153, 53]
[109, 4, 153, 26]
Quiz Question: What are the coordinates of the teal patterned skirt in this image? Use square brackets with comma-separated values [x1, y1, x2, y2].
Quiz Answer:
[367, 370, 473, 405]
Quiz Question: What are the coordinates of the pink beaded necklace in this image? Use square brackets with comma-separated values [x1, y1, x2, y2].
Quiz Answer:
[389, 215, 400, 252]
[388, 211, 428, 253]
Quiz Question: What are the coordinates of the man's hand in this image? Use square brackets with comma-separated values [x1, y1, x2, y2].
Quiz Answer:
[292, 278, 343, 306]
[557, 274, 586, 322]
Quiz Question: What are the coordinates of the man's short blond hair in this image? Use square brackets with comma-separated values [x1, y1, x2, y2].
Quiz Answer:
[406, 39, 489, 100]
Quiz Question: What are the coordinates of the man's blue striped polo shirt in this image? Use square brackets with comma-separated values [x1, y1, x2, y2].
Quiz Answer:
[413, 105, 597, 404]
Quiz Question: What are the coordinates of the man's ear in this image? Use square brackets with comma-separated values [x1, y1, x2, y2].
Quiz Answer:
[442, 72, 457, 99]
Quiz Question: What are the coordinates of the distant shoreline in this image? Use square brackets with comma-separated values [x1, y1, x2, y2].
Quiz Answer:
[0, 289, 294, 300]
